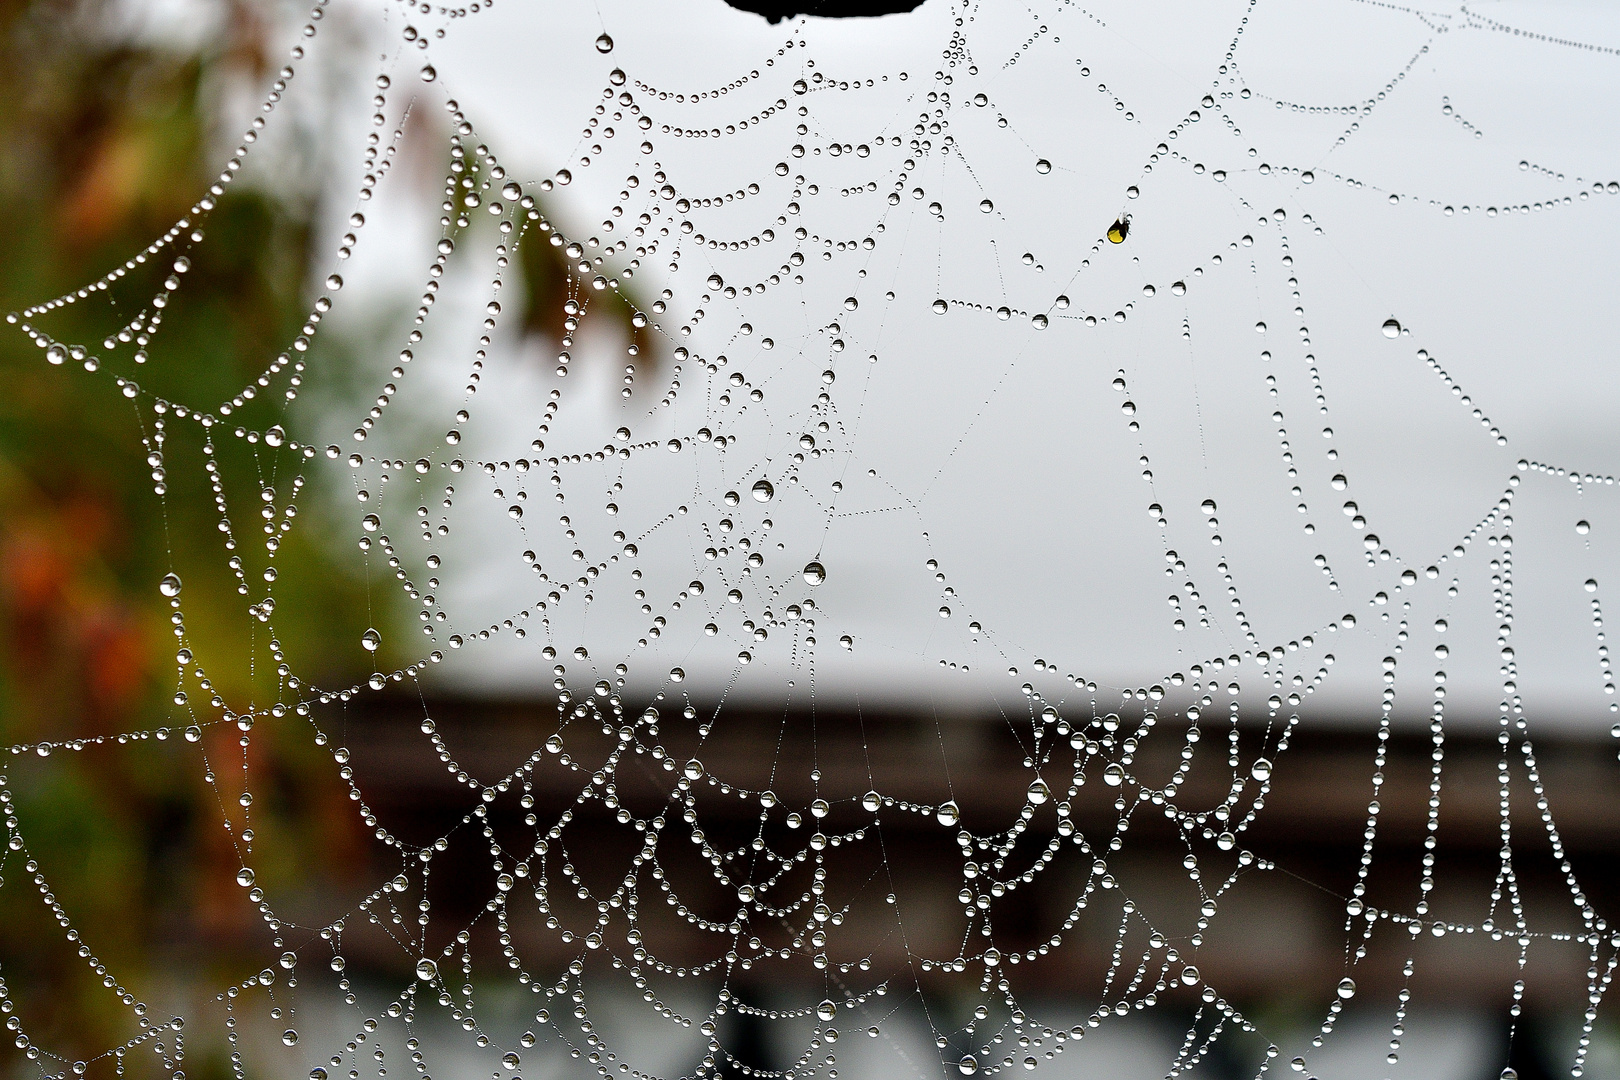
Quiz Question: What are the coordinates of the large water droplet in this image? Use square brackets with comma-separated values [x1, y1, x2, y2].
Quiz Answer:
[936, 800, 960, 826]
[419, 64, 436, 82]
[803, 561, 826, 586]
[817, 1000, 837, 1022]
[159, 573, 182, 597]
[416, 958, 438, 981]
[1337, 976, 1357, 999]
[752, 480, 774, 502]
[595, 32, 614, 53]
[282, 1030, 299, 1047]
[236, 867, 256, 887]
[361, 628, 381, 652]
[502, 1053, 522, 1070]
[1251, 758, 1273, 782]
[1382, 318, 1401, 338]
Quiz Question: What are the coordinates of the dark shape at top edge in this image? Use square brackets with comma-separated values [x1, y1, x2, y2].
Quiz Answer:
[723, 0, 926, 23]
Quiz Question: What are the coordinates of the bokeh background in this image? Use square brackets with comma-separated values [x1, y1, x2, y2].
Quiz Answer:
[4, 0, 1620, 1079]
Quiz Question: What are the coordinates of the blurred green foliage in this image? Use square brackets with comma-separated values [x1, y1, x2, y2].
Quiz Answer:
[0, 0, 647, 1070]
[0, 0, 381, 1072]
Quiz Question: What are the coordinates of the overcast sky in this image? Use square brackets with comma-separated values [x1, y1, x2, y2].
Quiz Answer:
[289, 0, 1620, 732]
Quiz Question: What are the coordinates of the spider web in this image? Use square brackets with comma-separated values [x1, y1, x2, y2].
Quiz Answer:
[6, 0, 1620, 1079]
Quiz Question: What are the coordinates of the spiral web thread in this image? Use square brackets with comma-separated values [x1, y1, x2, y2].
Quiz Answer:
[5, 1, 1620, 1079]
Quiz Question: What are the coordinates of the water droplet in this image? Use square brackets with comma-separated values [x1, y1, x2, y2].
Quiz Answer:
[595, 32, 613, 53]
[184, 726, 201, 743]
[416, 958, 438, 981]
[1103, 763, 1126, 786]
[669, 667, 685, 682]
[1181, 965, 1200, 985]
[1577, 520, 1591, 535]
[1027, 779, 1050, 804]
[1251, 758, 1273, 781]
[936, 800, 960, 826]
[311, 1070, 328, 1080]
[751, 480, 774, 502]
[236, 867, 256, 887]
[932, 299, 948, 314]
[361, 514, 380, 532]
[502, 182, 521, 201]
[1035, 159, 1051, 174]
[509, 505, 524, 520]
[817, 1000, 837, 1022]
[325, 274, 343, 291]
[361, 628, 381, 652]
[419, 64, 436, 82]
[1107, 217, 1130, 243]
[1500, 1069, 1519, 1080]
[282, 1030, 299, 1047]
[1382, 318, 1401, 338]
[862, 790, 881, 812]
[959, 1056, 978, 1076]
[159, 573, 182, 597]
[1587, 579, 1600, 592]
[1337, 976, 1357, 999]
[502, 1054, 522, 1070]
[979, 199, 993, 213]
[803, 561, 826, 586]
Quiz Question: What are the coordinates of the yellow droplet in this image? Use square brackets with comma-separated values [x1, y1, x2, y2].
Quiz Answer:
[1107, 216, 1130, 244]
